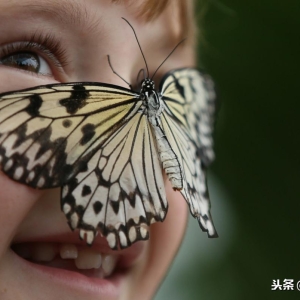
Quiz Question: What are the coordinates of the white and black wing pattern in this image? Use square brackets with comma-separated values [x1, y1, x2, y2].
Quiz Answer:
[0, 67, 217, 249]
[61, 110, 167, 249]
[0, 83, 139, 188]
[0, 82, 167, 249]
[160, 68, 218, 237]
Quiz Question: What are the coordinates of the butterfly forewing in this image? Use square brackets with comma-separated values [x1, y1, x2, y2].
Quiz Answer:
[0, 83, 139, 188]
[160, 68, 216, 166]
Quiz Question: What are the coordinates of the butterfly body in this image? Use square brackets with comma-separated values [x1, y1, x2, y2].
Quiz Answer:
[0, 68, 218, 249]
[139, 78, 183, 190]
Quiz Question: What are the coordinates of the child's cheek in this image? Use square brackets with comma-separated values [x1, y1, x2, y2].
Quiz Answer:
[0, 171, 42, 255]
[132, 181, 188, 299]
[0, 69, 58, 255]
[0, 67, 58, 93]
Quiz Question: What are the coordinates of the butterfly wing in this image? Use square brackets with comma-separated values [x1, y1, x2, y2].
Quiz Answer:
[0, 82, 167, 249]
[62, 110, 167, 249]
[159, 68, 218, 237]
[0, 83, 138, 188]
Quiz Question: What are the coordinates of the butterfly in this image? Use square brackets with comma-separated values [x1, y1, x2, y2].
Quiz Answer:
[0, 20, 217, 250]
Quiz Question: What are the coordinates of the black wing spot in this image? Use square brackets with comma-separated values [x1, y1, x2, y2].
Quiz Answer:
[62, 119, 72, 128]
[26, 95, 43, 117]
[110, 200, 120, 214]
[82, 184, 92, 196]
[77, 160, 88, 173]
[127, 191, 136, 207]
[80, 123, 96, 145]
[93, 201, 103, 214]
[59, 84, 89, 114]
[203, 214, 209, 221]
[61, 164, 74, 183]
[174, 78, 185, 98]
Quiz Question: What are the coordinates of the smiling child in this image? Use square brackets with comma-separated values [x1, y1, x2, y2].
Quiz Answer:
[0, 1, 216, 299]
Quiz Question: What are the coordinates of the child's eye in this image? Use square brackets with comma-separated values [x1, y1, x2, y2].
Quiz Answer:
[0, 34, 68, 78]
[0, 51, 52, 75]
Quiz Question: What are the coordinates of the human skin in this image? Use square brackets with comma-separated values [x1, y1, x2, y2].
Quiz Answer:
[0, 0, 195, 299]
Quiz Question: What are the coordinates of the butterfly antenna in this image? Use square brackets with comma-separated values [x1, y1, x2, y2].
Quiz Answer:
[122, 17, 149, 78]
[151, 39, 186, 80]
[137, 68, 146, 83]
[107, 55, 132, 89]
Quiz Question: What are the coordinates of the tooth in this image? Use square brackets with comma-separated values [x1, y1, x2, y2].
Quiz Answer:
[75, 249, 102, 269]
[59, 244, 78, 259]
[31, 243, 56, 262]
[102, 254, 117, 277]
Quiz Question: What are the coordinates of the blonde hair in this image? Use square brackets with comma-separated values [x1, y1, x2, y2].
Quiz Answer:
[112, 0, 195, 39]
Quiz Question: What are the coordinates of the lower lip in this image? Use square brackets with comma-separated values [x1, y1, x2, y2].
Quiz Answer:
[10, 249, 121, 299]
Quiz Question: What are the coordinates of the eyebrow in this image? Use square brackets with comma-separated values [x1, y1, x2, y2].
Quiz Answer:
[7, 0, 101, 34]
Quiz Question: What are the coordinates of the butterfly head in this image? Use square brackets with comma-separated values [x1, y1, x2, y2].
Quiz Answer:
[141, 78, 155, 92]
[140, 78, 162, 112]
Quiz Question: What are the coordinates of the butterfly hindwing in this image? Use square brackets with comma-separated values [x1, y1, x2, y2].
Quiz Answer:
[160, 68, 218, 237]
[61, 110, 167, 249]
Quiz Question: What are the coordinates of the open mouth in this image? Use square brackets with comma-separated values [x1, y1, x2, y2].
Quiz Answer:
[10, 233, 146, 297]
[12, 242, 119, 278]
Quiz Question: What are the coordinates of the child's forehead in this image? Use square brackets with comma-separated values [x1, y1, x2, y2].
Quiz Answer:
[2, 0, 190, 37]
[4, 0, 171, 18]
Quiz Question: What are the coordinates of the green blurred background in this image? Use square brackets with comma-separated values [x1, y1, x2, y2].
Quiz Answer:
[156, 0, 300, 299]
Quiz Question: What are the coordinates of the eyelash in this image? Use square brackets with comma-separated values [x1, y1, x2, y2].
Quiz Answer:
[0, 33, 69, 73]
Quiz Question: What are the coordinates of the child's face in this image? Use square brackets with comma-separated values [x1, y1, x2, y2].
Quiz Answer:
[0, 0, 194, 299]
